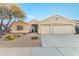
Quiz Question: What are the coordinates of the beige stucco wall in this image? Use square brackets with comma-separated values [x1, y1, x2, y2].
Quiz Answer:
[39, 15, 75, 25]
[29, 20, 39, 25]
[11, 25, 29, 33]
[11, 21, 30, 33]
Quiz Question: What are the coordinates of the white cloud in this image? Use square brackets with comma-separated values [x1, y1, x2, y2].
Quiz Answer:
[27, 14, 36, 21]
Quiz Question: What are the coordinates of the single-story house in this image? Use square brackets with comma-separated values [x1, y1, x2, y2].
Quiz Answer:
[11, 15, 78, 34]
[11, 20, 30, 33]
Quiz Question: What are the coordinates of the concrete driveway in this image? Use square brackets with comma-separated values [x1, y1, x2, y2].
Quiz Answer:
[41, 34, 79, 47]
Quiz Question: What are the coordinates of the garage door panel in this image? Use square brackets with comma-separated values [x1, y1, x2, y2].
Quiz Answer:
[53, 26, 73, 33]
[40, 25, 50, 34]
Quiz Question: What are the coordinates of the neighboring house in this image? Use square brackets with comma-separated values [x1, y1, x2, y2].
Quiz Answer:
[11, 20, 30, 33]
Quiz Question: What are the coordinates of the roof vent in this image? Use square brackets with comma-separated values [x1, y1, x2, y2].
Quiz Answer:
[55, 17, 58, 20]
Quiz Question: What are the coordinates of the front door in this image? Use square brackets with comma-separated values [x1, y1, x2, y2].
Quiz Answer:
[31, 24, 38, 33]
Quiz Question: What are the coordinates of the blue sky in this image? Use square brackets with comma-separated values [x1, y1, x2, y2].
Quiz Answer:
[18, 3, 79, 21]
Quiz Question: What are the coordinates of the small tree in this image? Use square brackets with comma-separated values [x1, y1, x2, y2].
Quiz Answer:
[0, 4, 25, 37]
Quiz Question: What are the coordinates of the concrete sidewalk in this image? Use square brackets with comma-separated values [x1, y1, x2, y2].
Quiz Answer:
[0, 47, 79, 56]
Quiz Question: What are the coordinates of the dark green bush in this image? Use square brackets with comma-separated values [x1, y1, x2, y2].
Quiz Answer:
[31, 36, 38, 40]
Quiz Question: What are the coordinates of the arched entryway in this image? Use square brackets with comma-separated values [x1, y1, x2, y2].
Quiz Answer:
[75, 26, 79, 33]
[31, 24, 38, 33]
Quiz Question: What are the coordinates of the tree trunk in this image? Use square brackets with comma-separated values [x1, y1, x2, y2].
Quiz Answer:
[0, 18, 4, 38]
[3, 16, 16, 33]
[3, 16, 12, 32]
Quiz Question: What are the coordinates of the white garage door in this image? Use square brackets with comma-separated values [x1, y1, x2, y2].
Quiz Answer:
[53, 26, 73, 33]
[40, 25, 50, 34]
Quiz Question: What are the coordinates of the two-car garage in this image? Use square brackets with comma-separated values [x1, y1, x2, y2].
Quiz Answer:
[39, 25, 74, 34]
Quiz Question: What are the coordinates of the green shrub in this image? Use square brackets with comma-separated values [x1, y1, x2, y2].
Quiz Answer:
[5, 34, 16, 40]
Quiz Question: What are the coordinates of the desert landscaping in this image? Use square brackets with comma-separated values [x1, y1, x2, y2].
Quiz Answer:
[0, 33, 42, 47]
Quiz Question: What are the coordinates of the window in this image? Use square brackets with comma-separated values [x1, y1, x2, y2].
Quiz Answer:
[17, 26, 23, 31]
